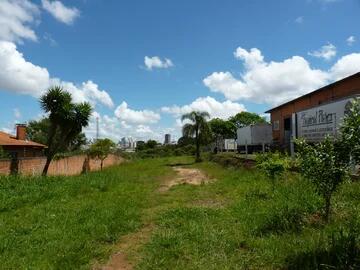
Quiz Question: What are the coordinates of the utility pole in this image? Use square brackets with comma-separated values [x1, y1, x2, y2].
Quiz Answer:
[96, 117, 99, 140]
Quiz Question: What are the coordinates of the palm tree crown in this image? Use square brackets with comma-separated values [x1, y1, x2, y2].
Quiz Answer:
[181, 111, 210, 162]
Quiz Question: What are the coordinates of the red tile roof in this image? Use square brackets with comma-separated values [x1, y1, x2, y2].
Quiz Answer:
[0, 131, 47, 148]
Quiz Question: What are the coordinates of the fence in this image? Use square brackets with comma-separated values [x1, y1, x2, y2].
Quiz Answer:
[0, 154, 124, 176]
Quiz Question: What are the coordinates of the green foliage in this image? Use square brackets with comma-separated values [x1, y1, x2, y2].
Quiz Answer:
[286, 220, 360, 269]
[136, 140, 159, 151]
[0, 158, 175, 269]
[0, 146, 10, 159]
[88, 138, 116, 169]
[40, 86, 92, 175]
[208, 118, 237, 139]
[1, 156, 360, 269]
[209, 152, 253, 168]
[296, 137, 349, 222]
[341, 98, 360, 164]
[256, 152, 289, 189]
[229, 111, 267, 128]
[27, 118, 88, 152]
[131, 144, 195, 159]
[182, 111, 211, 162]
[177, 136, 195, 147]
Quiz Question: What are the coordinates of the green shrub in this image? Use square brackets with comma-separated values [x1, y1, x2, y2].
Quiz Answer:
[256, 152, 289, 190]
[209, 152, 248, 168]
[296, 137, 349, 222]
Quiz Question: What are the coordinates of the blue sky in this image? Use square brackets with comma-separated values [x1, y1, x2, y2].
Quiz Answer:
[0, 0, 360, 142]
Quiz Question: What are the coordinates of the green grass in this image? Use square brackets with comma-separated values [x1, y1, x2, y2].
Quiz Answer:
[1, 156, 359, 269]
[0, 157, 189, 269]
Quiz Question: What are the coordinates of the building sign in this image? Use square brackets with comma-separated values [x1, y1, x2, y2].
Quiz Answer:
[296, 97, 356, 142]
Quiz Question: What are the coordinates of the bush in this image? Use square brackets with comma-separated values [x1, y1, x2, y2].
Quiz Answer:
[256, 152, 289, 190]
[209, 153, 246, 168]
[296, 137, 349, 222]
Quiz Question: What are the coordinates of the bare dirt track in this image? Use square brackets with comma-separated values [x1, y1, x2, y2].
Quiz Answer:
[96, 166, 210, 270]
[158, 166, 210, 192]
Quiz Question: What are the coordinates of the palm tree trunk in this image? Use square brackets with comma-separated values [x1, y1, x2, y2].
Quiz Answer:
[195, 127, 201, 162]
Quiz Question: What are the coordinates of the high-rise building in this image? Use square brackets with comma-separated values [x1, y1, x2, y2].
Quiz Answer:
[164, 134, 171, 145]
[119, 137, 137, 152]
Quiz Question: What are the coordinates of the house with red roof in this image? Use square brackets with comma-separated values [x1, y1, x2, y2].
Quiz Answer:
[0, 124, 46, 158]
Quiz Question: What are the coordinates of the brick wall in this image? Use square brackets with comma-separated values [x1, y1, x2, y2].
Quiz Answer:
[0, 154, 124, 176]
[0, 159, 10, 175]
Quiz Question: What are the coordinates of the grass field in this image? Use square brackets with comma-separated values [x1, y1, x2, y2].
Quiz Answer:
[1, 156, 359, 269]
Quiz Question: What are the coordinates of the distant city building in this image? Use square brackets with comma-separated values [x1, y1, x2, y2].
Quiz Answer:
[118, 137, 137, 152]
[164, 134, 171, 145]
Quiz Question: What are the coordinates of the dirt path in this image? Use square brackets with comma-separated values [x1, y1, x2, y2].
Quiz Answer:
[158, 166, 210, 192]
[93, 224, 153, 270]
[96, 166, 209, 270]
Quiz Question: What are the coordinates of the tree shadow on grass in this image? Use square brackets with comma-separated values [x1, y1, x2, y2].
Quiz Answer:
[165, 162, 196, 167]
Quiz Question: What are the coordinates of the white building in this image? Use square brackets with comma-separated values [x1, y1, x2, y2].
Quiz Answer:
[118, 137, 137, 152]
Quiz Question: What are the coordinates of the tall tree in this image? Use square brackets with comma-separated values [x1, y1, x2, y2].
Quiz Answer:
[181, 111, 211, 162]
[27, 118, 88, 152]
[341, 98, 360, 165]
[88, 138, 115, 170]
[208, 118, 237, 139]
[229, 112, 266, 128]
[40, 86, 92, 176]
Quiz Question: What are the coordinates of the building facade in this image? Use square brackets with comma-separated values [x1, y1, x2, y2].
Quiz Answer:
[164, 134, 171, 145]
[266, 72, 360, 149]
[0, 124, 46, 158]
[118, 137, 137, 152]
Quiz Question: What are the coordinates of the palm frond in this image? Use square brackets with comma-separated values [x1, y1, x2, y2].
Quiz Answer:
[182, 123, 195, 138]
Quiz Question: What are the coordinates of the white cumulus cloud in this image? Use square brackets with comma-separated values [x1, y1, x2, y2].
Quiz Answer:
[114, 102, 160, 124]
[330, 53, 360, 81]
[308, 43, 337, 60]
[85, 112, 161, 142]
[0, 41, 49, 96]
[205, 47, 329, 105]
[144, 56, 174, 70]
[162, 96, 246, 120]
[204, 46, 360, 107]
[0, 0, 40, 43]
[0, 41, 114, 108]
[42, 0, 80, 25]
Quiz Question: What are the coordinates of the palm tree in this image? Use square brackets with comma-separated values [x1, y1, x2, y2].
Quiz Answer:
[181, 111, 211, 162]
[40, 86, 92, 176]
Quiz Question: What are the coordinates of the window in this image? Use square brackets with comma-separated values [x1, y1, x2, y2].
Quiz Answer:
[272, 120, 280, 131]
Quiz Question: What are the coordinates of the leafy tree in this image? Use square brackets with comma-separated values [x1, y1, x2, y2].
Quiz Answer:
[341, 98, 360, 165]
[177, 136, 195, 147]
[135, 140, 158, 151]
[40, 86, 92, 176]
[208, 118, 237, 139]
[136, 141, 146, 151]
[229, 111, 266, 128]
[296, 137, 349, 222]
[256, 152, 288, 191]
[0, 146, 9, 159]
[27, 118, 88, 152]
[88, 138, 115, 170]
[146, 140, 158, 149]
[182, 111, 211, 162]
